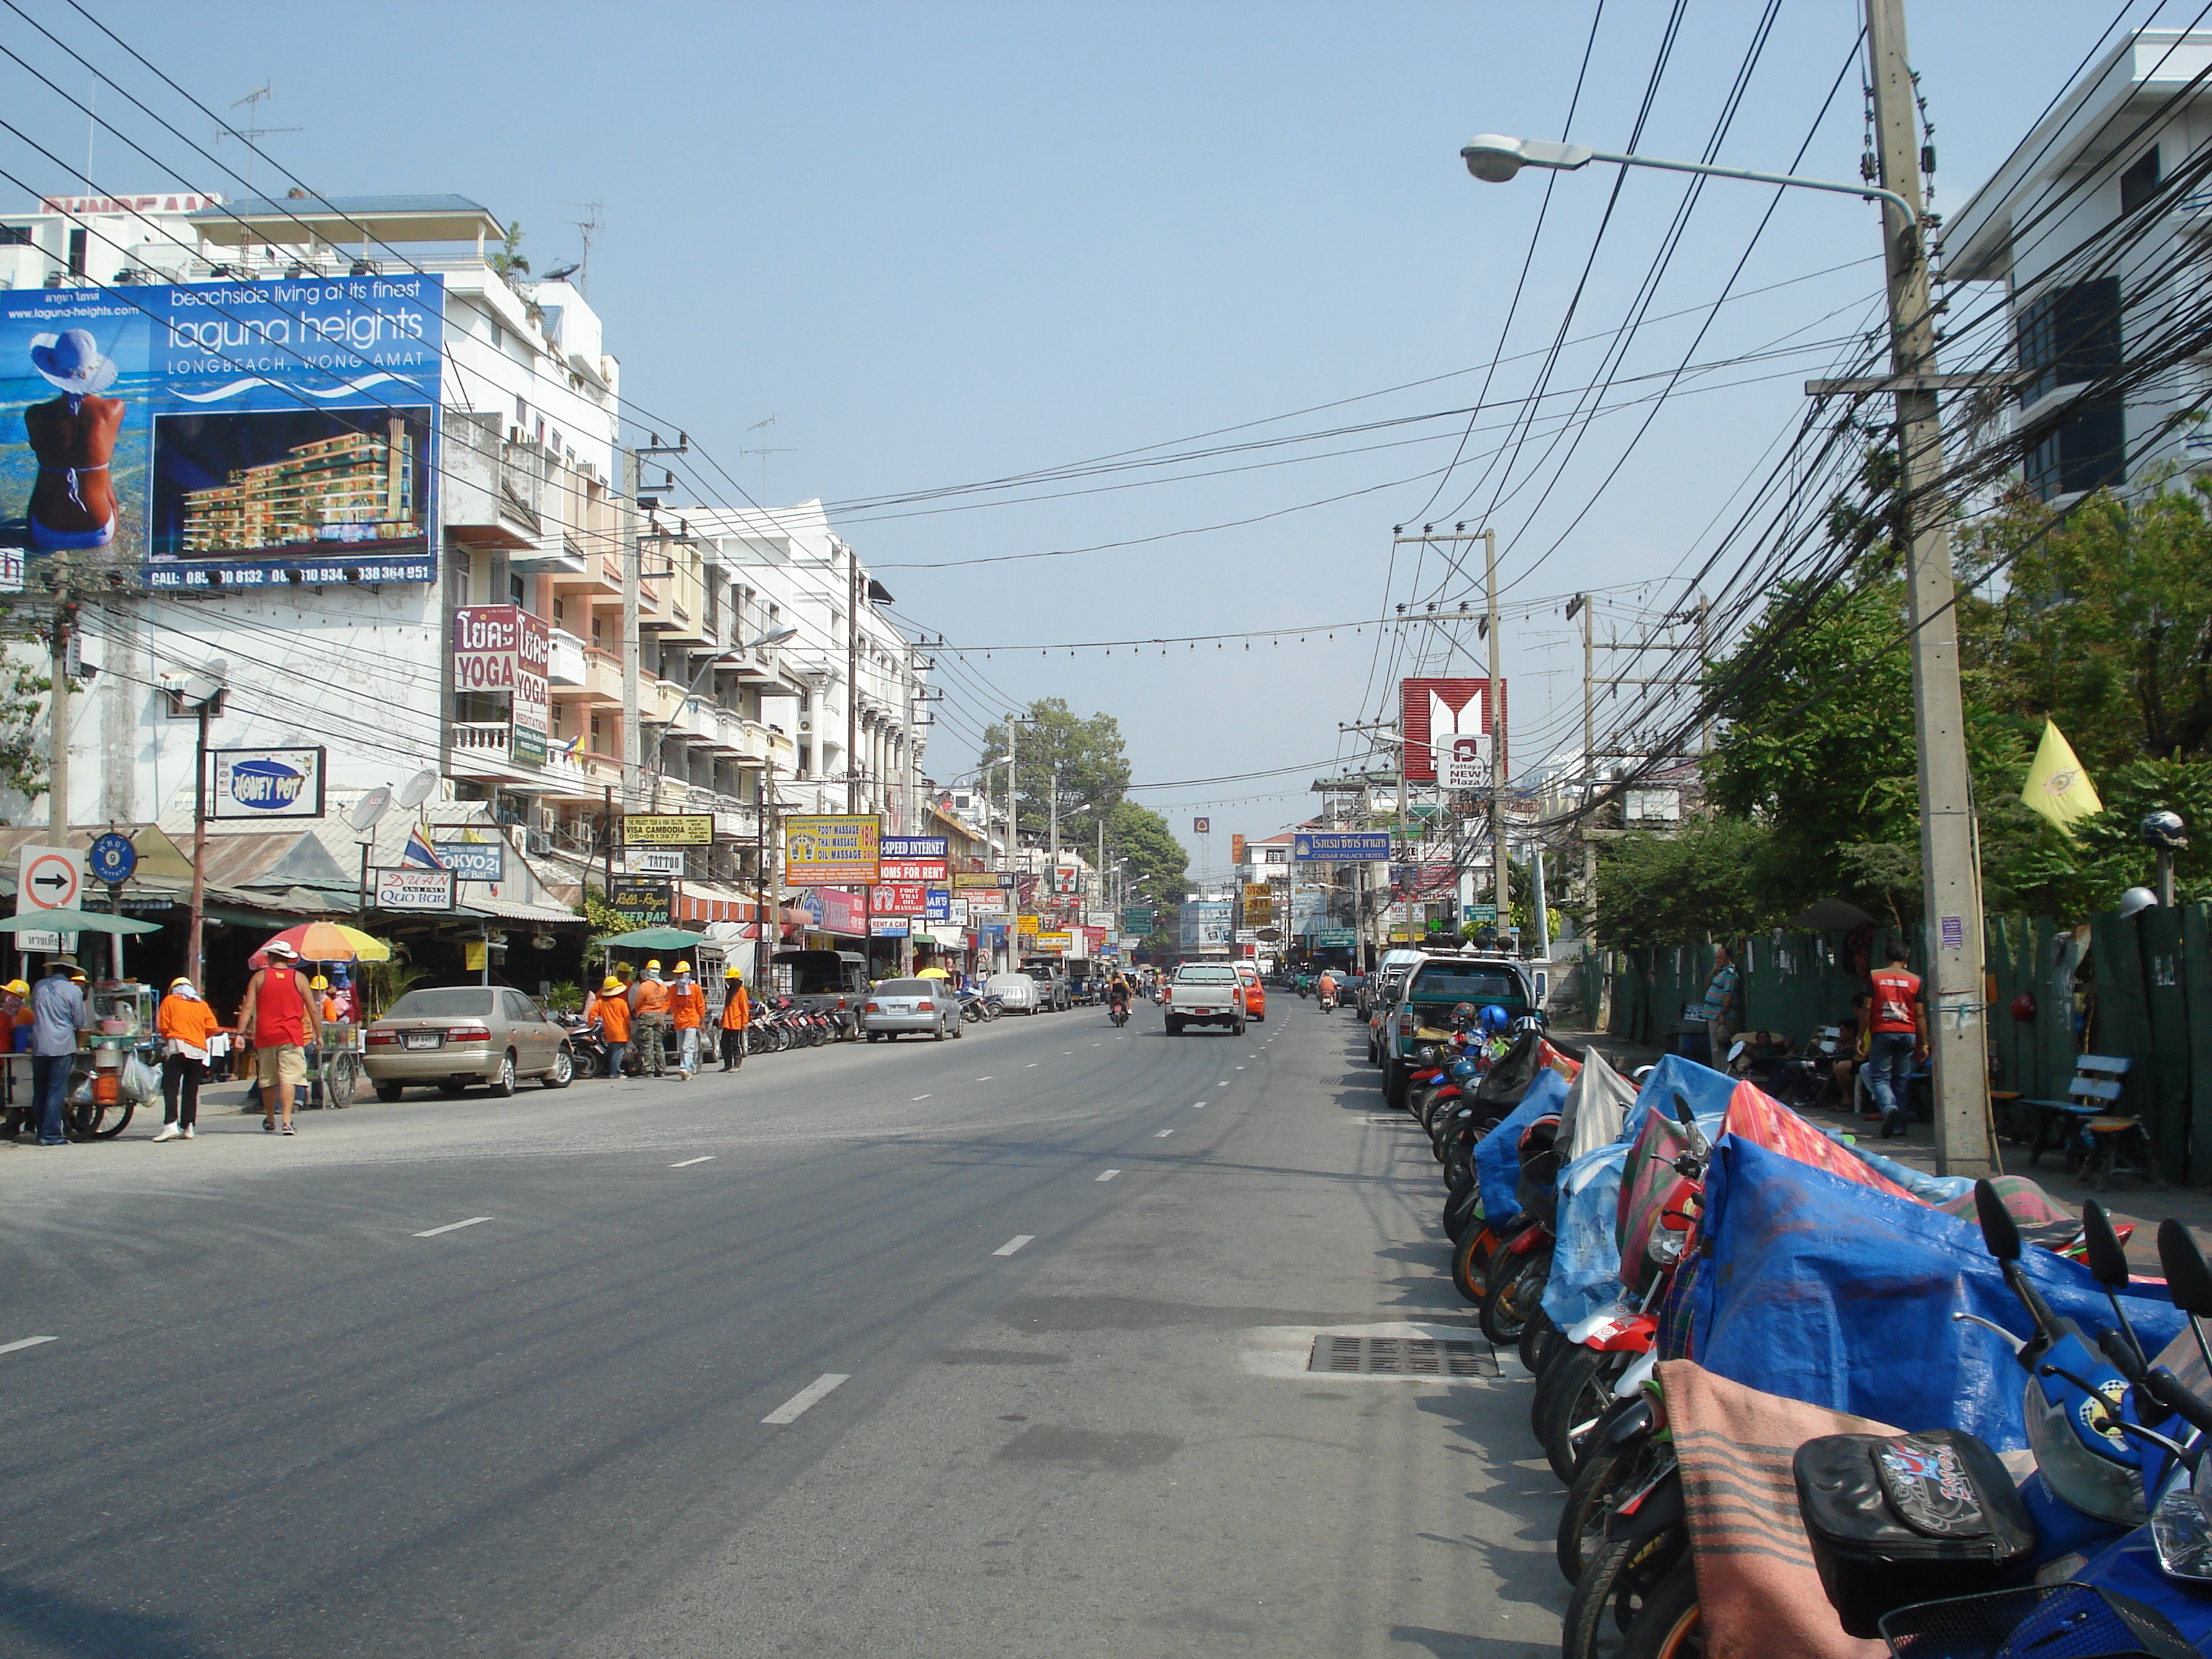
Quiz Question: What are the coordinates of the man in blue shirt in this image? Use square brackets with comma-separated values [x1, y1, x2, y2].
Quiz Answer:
[30, 958, 89, 1146]
[1700, 943, 1739, 1070]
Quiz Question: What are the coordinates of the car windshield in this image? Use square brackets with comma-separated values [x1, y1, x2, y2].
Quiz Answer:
[1411, 964, 1523, 1002]
[385, 989, 497, 1019]
[1022, 966, 1056, 981]
[1177, 966, 1235, 984]
[877, 979, 935, 997]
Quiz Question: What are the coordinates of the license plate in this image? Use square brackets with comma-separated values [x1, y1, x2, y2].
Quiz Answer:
[404, 1032, 441, 1050]
[1193, 1007, 1214, 1015]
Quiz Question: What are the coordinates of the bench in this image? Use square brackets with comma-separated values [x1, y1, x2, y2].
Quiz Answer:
[2020, 1056, 2165, 1190]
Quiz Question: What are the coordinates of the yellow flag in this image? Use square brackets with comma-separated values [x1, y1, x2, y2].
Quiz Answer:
[2021, 720, 2103, 835]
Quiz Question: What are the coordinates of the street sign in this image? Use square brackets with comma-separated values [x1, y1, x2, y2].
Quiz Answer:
[630, 850, 685, 876]
[607, 875, 673, 926]
[17, 845, 82, 911]
[86, 832, 137, 886]
[621, 814, 712, 847]
[1121, 905, 1156, 934]
[373, 867, 454, 912]
[1465, 904, 1498, 924]
[1292, 832, 1391, 863]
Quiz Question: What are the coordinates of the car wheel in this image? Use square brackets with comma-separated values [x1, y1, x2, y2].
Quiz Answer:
[490, 1051, 518, 1099]
[376, 1082, 404, 1103]
[1166, 1017, 1184, 1035]
[932, 1022, 946, 1041]
[1233, 1019, 1247, 1037]
[953, 1020, 964, 1039]
[542, 1046, 574, 1089]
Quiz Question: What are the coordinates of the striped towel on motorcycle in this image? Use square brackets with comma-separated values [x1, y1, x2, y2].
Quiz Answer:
[1659, 1358, 1895, 1659]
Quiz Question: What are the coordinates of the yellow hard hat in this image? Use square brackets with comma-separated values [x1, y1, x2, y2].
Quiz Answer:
[601, 976, 622, 992]
[647, 958, 662, 970]
[724, 966, 742, 979]
[5, 979, 25, 997]
[311, 975, 329, 990]
[675, 960, 692, 974]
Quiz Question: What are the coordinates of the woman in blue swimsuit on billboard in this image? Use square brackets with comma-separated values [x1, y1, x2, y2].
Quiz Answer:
[22, 328, 122, 551]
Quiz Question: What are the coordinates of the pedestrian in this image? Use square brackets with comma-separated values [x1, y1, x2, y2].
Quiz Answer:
[238, 940, 323, 1136]
[629, 959, 671, 1077]
[1699, 943, 1739, 1068]
[1866, 943, 1927, 1139]
[668, 961, 705, 1079]
[589, 975, 631, 1079]
[152, 976, 218, 1141]
[719, 966, 750, 1071]
[27, 957, 89, 1145]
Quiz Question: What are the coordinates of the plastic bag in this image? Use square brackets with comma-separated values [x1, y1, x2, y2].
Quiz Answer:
[122, 1054, 161, 1104]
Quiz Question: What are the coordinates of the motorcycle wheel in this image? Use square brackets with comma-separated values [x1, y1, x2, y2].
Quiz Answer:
[1538, 1345, 1624, 1485]
[1479, 1246, 1548, 1346]
[1556, 1412, 1660, 1585]
[1518, 1303, 1559, 1377]
[1442, 1182, 1481, 1244]
[1560, 1526, 1683, 1659]
[570, 1048, 604, 1080]
[1449, 1226, 1496, 1306]
[1620, 1563, 1700, 1659]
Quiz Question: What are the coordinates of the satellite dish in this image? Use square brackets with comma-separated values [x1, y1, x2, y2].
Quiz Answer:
[347, 786, 392, 832]
[395, 768, 441, 810]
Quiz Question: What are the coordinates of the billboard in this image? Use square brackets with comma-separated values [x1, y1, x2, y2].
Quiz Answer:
[607, 875, 673, 927]
[623, 814, 713, 847]
[0, 274, 444, 589]
[783, 815, 881, 885]
[209, 747, 325, 818]
[454, 604, 549, 765]
[374, 867, 454, 912]
[1401, 678, 1503, 783]
[880, 836, 948, 881]
[1292, 831, 1390, 862]
[1179, 901, 1233, 949]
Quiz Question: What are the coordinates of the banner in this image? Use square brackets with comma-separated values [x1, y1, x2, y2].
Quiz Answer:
[1401, 677, 1504, 783]
[454, 603, 549, 764]
[783, 815, 880, 885]
[0, 274, 444, 588]
[209, 747, 325, 818]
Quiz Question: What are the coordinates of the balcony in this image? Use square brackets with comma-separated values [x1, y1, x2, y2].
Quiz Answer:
[547, 628, 587, 688]
[444, 413, 557, 555]
[449, 720, 527, 781]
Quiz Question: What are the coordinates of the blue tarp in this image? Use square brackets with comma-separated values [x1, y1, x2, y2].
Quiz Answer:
[1542, 1054, 1734, 1329]
[1691, 1138, 2188, 1450]
[1472, 1067, 1570, 1224]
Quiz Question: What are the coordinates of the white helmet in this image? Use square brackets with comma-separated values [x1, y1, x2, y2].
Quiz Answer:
[2117, 886, 2159, 918]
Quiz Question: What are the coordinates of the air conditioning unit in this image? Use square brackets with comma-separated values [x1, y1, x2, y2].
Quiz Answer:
[526, 828, 553, 857]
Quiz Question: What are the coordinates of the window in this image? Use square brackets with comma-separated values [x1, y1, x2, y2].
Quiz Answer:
[509, 570, 526, 607]
[2017, 277, 2121, 406]
[0, 226, 30, 246]
[2027, 402, 2126, 500]
[589, 714, 605, 750]
[513, 393, 528, 425]
[797, 742, 811, 775]
[2121, 146, 2162, 216]
[385, 989, 497, 1018]
[67, 227, 85, 276]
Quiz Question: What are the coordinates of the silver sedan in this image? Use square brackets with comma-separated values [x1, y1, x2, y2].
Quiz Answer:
[861, 978, 963, 1041]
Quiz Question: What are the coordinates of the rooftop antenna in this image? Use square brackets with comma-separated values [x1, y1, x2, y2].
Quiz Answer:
[742, 415, 791, 493]
[568, 200, 603, 295]
[221, 84, 300, 194]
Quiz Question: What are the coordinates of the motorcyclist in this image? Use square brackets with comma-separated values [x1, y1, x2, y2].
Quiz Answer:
[1107, 969, 1133, 1016]
[1317, 967, 1338, 1009]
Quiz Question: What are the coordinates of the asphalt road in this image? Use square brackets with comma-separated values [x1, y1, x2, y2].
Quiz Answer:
[0, 1000, 1564, 1659]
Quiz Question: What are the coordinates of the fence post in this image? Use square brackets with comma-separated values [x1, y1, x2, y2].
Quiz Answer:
[2181, 904, 2212, 1187]
[2139, 904, 2190, 1179]
[2092, 909, 2160, 1146]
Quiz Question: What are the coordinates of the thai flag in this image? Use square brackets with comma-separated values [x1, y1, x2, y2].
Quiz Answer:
[403, 826, 445, 869]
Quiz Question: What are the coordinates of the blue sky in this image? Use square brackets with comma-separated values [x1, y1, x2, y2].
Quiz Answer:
[3, 1, 2162, 876]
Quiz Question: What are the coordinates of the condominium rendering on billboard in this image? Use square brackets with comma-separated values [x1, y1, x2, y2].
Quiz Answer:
[179, 416, 418, 554]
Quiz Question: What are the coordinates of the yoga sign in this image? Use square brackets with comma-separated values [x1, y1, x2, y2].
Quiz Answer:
[0, 274, 444, 590]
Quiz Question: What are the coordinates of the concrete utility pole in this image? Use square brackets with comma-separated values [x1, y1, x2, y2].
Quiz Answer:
[1577, 594, 1596, 941]
[846, 549, 861, 815]
[1484, 526, 1507, 929]
[620, 447, 641, 811]
[46, 603, 69, 846]
[1867, 0, 1995, 1177]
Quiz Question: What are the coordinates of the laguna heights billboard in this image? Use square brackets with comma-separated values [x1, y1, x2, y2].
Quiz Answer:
[0, 274, 443, 589]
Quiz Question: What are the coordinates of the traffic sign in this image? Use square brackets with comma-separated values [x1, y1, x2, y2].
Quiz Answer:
[87, 832, 138, 886]
[17, 845, 83, 912]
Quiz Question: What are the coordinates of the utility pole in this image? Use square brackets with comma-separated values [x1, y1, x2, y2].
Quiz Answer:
[1867, 0, 1994, 1177]
[1484, 527, 1507, 935]
[47, 601, 70, 846]
[620, 446, 641, 811]
[845, 549, 861, 814]
[1575, 593, 1596, 943]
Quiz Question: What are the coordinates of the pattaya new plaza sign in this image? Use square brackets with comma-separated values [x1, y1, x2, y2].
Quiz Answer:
[783, 815, 881, 886]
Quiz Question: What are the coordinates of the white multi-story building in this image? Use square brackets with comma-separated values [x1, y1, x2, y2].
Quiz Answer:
[1947, 28, 2212, 500]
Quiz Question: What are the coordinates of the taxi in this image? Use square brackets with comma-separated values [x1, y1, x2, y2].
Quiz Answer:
[1233, 961, 1267, 1022]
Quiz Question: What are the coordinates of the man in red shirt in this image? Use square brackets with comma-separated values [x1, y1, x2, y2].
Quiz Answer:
[239, 940, 324, 1137]
[1865, 943, 1926, 1140]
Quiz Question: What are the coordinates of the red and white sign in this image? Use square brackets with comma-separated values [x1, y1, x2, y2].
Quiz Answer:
[879, 860, 944, 883]
[454, 604, 551, 742]
[871, 883, 930, 916]
[1401, 677, 1504, 783]
[17, 845, 82, 911]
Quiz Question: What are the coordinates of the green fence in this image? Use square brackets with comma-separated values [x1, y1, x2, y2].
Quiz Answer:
[1607, 904, 2212, 1184]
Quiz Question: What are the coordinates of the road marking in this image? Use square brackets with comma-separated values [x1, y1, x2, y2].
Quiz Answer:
[670, 1155, 716, 1168]
[1236, 1066, 1245, 1071]
[0, 1336, 55, 1357]
[976, 1076, 993, 1082]
[1155, 1128, 1175, 1138]
[1218, 1082, 1229, 1087]
[1025, 1062, 1038, 1068]
[414, 1216, 492, 1238]
[1097, 1169, 1121, 1182]
[762, 1372, 850, 1425]
[993, 1235, 1035, 1256]
[912, 1094, 932, 1101]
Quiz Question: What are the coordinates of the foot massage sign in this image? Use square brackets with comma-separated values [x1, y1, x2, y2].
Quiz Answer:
[0, 275, 444, 588]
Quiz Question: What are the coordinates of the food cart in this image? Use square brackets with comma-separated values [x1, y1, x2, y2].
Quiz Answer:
[0, 907, 166, 1141]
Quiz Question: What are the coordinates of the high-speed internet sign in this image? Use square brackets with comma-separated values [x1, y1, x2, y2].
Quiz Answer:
[17, 845, 83, 911]
[1292, 832, 1391, 863]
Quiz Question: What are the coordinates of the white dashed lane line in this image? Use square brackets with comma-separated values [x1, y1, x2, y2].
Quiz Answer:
[992, 1235, 1035, 1257]
[1097, 1169, 1121, 1182]
[1155, 1128, 1175, 1138]
[975, 1076, 993, 1082]
[912, 1094, 932, 1101]
[762, 1373, 850, 1425]
[414, 1217, 492, 1238]
[0, 1336, 55, 1357]
[669, 1156, 715, 1169]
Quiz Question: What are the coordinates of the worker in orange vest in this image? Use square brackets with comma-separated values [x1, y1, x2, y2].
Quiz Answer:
[588, 975, 632, 1080]
[719, 966, 750, 1072]
[628, 961, 672, 1078]
[668, 961, 706, 1079]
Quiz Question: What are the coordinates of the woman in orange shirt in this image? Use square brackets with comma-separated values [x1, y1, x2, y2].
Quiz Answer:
[719, 967, 750, 1072]
[590, 976, 632, 1081]
[153, 977, 221, 1141]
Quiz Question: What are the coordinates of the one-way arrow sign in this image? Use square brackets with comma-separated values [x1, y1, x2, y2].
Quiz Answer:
[17, 846, 83, 912]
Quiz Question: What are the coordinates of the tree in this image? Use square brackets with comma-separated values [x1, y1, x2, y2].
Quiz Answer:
[489, 220, 530, 279]
[980, 699, 1134, 859]
[1591, 818, 1789, 950]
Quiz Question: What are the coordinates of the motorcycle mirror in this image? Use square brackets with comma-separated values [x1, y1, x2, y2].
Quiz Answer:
[2082, 1200, 2132, 1289]
[1671, 1092, 1696, 1128]
[1974, 1179, 2023, 1264]
[2157, 1219, 2212, 1320]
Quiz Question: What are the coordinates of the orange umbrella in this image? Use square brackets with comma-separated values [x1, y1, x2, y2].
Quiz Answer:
[248, 922, 392, 968]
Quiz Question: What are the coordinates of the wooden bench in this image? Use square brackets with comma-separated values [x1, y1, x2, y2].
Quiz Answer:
[2021, 1056, 2165, 1190]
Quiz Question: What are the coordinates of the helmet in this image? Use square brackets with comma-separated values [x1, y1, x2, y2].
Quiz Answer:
[647, 958, 662, 971]
[2010, 992, 2037, 1022]
[601, 976, 623, 993]
[4, 979, 25, 997]
[2117, 886, 2159, 918]
[675, 961, 692, 974]
[1480, 1004, 1510, 1033]
[1449, 1002, 1478, 1030]
[2141, 809, 2189, 850]
[725, 966, 742, 979]
[311, 975, 329, 990]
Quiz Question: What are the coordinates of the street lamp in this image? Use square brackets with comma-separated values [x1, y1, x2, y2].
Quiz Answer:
[1458, 133, 1919, 225]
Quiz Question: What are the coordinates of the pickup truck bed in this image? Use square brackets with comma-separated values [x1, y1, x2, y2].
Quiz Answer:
[1165, 970, 1246, 1035]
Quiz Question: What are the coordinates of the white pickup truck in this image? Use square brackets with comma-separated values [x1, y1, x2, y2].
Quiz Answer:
[1165, 963, 1248, 1036]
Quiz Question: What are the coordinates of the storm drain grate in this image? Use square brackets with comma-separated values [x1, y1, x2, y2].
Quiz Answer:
[1308, 1335, 1498, 1378]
